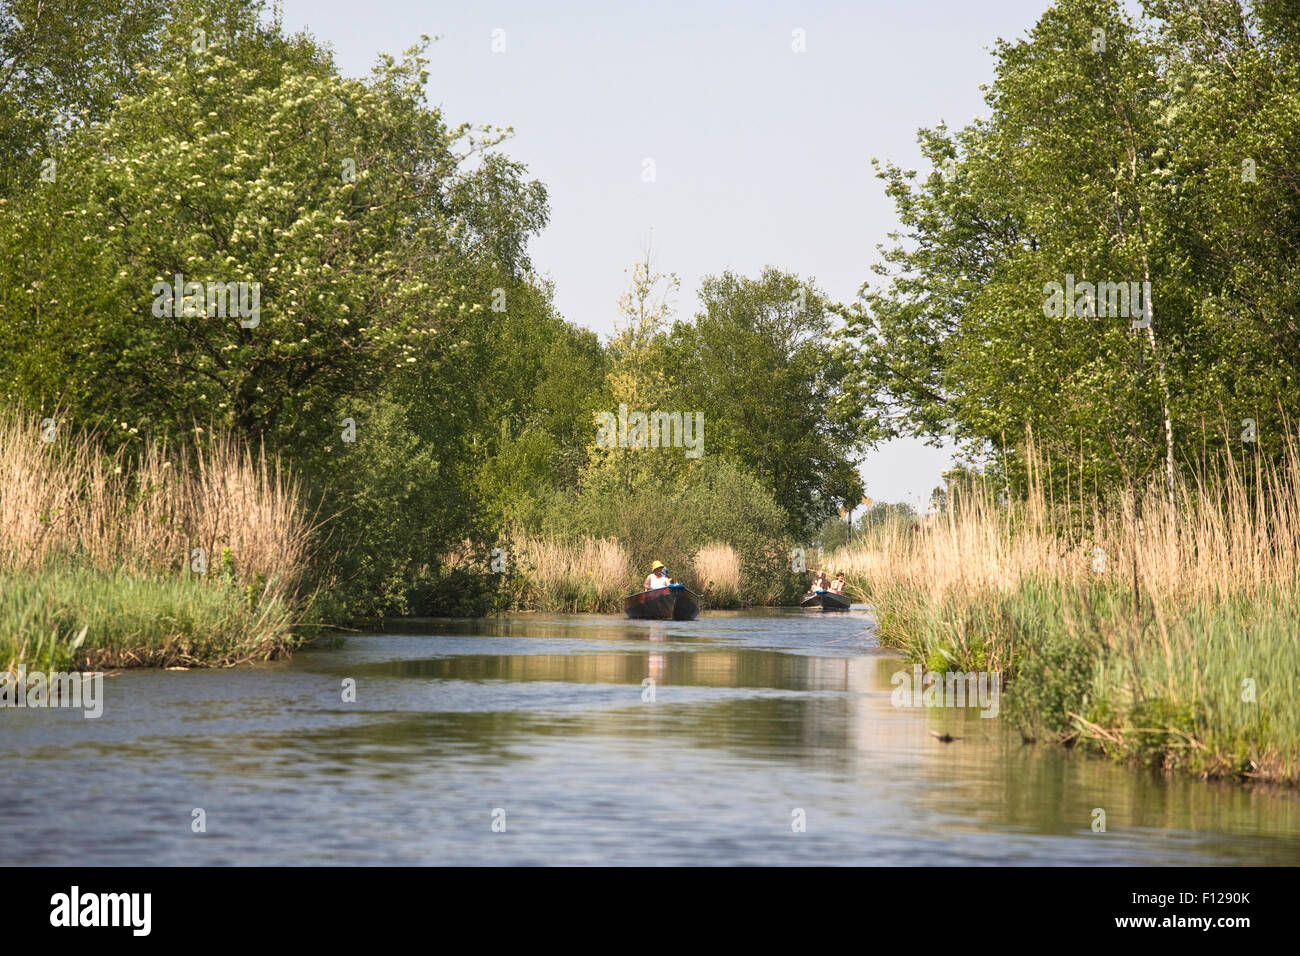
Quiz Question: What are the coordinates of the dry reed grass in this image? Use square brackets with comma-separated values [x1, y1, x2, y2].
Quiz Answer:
[509, 534, 631, 612]
[0, 407, 311, 591]
[693, 542, 741, 606]
[0, 406, 312, 668]
[829, 429, 1300, 783]
[834, 429, 1300, 606]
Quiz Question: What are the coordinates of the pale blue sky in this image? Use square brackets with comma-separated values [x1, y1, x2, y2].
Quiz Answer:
[281, 0, 1055, 505]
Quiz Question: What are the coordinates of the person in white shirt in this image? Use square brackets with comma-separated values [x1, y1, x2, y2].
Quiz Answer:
[644, 561, 672, 591]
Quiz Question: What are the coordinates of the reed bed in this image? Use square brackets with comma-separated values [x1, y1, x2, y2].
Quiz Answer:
[507, 535, 631, 612]
[831, 433, 1300, 785]
[0, 407, 311, 669]
[693, 542, 742, 607]
[0, 410, 310, 583]
[504, 537, 752, 611]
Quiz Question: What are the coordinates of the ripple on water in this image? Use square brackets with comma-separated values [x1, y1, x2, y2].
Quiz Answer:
[2, 609, 1298, 865]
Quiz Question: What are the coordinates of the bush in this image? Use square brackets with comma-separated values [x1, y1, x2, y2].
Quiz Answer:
[304, 394, 488, 621]
[1003, 634, 1099, 736]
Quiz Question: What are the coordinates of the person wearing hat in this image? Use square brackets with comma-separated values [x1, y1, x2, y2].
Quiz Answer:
[644, 561, 672, 591]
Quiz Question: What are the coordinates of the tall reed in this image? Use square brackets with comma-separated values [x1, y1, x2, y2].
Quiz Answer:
[0, 408, 309, 586]
[507, 535, 631, 612]
[0, 407, 312, 668]
[693, 542, 742, 607]
[831, 430, 1300, 784]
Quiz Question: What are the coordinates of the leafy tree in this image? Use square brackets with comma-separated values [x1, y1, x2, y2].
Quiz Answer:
[469, 277, 609, 528]
[673, 266, 863, 534]
[840, 0, 1300, 505]
[578, 248, 684, 494]
[0, 0, 218, 196]
[0, 8, 560, 621]
[0, 27, 544, 461]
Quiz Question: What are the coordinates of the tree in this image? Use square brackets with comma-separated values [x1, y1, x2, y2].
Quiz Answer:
[0, 0, 210, 197]
[839, 0, 1300, 505]
[578, 246, 684, 494]
[0, 27, 543, 461]
[673, 267, 863, 534]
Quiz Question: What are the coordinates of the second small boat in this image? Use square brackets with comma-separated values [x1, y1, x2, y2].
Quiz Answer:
[801, 589, 851, 611]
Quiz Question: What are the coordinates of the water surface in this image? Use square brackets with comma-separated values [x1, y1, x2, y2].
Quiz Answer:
[3, 609, 1298, 865]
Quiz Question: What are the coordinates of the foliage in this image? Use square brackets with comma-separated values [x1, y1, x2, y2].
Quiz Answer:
[840, 0, 1300, 502]
[673, 266, 864, 535]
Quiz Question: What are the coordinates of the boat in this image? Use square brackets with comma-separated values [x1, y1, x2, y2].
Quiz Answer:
[800, 588, 851, 611]
[624, 584, 700, 620]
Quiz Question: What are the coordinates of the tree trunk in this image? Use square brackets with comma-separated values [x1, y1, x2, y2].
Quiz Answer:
[1140, 257, 1177, 512]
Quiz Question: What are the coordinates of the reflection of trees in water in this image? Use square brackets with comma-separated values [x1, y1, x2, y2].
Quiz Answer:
[967, 737, 1300, 854]
[356, 648, 846, 691]
[284, 648, 1300, 860]
[188, 709, 541, 782]
[847, 662, 1300, 862]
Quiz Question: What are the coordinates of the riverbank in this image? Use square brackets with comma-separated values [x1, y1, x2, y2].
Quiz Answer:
[0, 410, 310, 672]
[0, 566, 300, 670]
[832, 442, 1300, 788]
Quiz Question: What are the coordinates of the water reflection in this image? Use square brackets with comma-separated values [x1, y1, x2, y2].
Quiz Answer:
[1, 609, 1297, 865]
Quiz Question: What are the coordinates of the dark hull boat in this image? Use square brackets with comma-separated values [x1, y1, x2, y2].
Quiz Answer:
[624, 584, 700, 620]
[801, 589, 851, 611]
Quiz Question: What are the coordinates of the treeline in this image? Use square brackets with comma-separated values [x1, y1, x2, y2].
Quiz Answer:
[0, 0, 865, 623]
[842, 0, 1300, 506]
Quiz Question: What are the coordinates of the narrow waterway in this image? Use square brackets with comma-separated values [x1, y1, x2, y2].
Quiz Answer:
[4, 609, 1298, 865]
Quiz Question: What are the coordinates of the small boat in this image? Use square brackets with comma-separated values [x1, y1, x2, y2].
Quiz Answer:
[624, 584, 700, 620]
[801, 589, 851, 611]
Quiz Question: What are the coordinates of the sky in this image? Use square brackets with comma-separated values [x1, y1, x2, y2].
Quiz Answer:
[280, 0, 1055, 508]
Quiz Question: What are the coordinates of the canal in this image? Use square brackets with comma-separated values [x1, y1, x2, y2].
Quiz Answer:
[4, 609, 1298, 864]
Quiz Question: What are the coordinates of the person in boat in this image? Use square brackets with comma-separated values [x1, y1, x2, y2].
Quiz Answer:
[644, 561, 672, 591]
[830, 572, 846, 594]
[813, 570, 831, 591]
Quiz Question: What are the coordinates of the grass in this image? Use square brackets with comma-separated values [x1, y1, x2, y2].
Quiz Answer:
[831, 431, 1300, 786]
[693, 542, 742, 607]
[505, 535, 632, 612]
[0, 407, 311, 670]
[0, 566, 299, 670]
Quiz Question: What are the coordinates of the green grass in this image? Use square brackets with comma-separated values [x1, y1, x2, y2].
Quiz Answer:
[0, 565, 301, 671]
[854, 573, 1300, 786]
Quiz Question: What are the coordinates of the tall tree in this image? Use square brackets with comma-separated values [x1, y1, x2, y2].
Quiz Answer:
[840, 0, 1300, 502]
[673, 267, 862, 535]
[0, 27, 543, 458]
[0, 0, 268, 197]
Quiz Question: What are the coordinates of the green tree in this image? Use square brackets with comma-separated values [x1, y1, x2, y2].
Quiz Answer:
[579, 247, 683, 494]
[840, 0, 1300, 504]
[0, 24, 549, 457]
[673, 266, 863, 534]
[0, 0, 229, 197]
